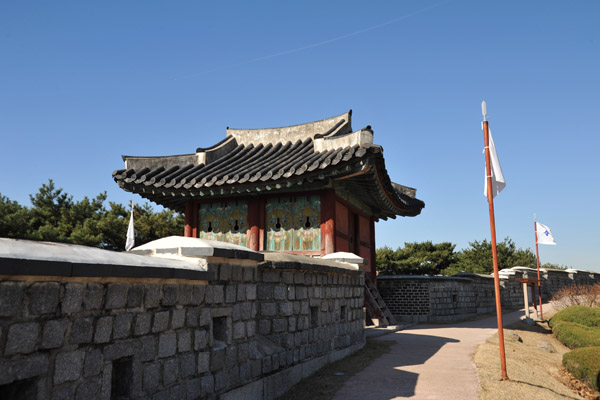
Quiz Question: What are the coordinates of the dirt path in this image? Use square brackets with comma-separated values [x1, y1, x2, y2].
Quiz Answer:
[332, 309, 532, 400]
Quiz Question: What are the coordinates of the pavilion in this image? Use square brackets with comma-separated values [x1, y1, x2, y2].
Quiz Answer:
[113, 111, 424, 281]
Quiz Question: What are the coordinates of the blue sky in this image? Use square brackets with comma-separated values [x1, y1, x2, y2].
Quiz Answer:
[1, 1, 599, 271]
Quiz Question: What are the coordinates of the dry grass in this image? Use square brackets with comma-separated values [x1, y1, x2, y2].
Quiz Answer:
[283, 338, 394, 400]
[551, 283, 600, 311]
[475, 317, 600, 400]
[284, 313, 600, 400]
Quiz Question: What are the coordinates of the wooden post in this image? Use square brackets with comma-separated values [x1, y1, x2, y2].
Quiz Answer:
[258, 198, 265, 251]
[184, 201, 193, 237]
[320, 190, 336, 255]
[518, 278, 539, 319]
[247, 198, 260, 251]
[483, 114, 509, 380]
[369, 217, 377, 285]
[532, 284, 539, 319]
[522, 281, 530, 319]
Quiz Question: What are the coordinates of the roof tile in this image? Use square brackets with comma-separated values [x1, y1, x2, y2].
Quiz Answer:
[113, 112, 424, 219]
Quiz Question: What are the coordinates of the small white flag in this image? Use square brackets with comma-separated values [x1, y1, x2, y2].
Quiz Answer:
[536, 222, 556, 245]
[126, 203, 135, 251]
[483, 128, 506, 198]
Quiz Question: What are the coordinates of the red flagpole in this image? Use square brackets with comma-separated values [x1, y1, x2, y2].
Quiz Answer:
[482, 102, 508, 380]
[534, 215, 544, 319]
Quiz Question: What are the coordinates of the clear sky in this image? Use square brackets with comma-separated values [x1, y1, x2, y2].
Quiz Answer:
[1, 1, 599, 271]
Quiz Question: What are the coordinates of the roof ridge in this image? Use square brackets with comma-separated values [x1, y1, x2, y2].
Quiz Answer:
[226, 110, 352, 146]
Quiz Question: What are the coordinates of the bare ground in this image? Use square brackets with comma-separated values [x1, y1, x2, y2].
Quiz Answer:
[283, 315, 600, 400]
[475, 318, 600, 400]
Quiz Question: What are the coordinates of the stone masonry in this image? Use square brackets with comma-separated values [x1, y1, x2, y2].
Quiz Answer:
[0, 238, 365, 400]
[378, 267, 599, 323]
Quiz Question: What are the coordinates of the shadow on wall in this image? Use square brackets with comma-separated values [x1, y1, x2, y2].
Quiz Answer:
[335, 333, 459, 399]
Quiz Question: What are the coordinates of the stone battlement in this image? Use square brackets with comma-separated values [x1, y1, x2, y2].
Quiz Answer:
[378, 267, 599, 323]
[0, 238, 365, 399]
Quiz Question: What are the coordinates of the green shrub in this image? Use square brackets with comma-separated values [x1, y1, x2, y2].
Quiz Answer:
[552, 321, 600, 349]
[549, 305, 600, 329]
[563, 347, 600, 391]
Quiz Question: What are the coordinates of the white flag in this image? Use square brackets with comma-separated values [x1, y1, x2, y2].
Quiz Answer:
[126, 204, 135, 251]
[536, 222, 556, 245]
[483, 128, 506, 198]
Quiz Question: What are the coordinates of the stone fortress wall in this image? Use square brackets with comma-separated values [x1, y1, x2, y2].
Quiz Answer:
[0, 238, 365, 400]
[378, 267, 600, 323]
[4, 235, 595, 399]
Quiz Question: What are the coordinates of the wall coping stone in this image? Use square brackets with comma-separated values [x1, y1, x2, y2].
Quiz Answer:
[565, 268, 597, 275]
[511, 266, 538, 272]
[498, 268, 518, 276]
[543, 268, 569, 273]
[0, 238, 213, 280]
[131, 236, 264, 262]
[260, 252, 362, 275]
[511, 266, 596, 275]
[321, 252, 366, 267]
[377, 274, 473, 282]
[452, 272, 494, 279]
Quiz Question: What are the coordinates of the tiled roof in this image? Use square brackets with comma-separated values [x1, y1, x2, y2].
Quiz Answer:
[112, 111, 424, 220]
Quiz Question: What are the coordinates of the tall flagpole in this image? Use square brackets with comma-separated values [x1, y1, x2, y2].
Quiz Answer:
[533, 214, 544, 319]
[482, 101, 508, 380]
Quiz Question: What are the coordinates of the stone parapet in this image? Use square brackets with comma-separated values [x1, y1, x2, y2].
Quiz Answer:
[0, 238, 364, 399]
[378, 267, 599, 323]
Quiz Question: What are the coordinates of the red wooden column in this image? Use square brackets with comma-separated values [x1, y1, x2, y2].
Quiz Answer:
[320, 189, 336, 255]
[191, 204, 198, 238]
[258, 198, 265, 251]
[184, 201, 193, 237]
[247, 198, 261, 251]
[369, 217, 377, 284]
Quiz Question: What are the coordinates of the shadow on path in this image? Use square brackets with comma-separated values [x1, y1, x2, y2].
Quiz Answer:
[334, 307, 546, 399]
[334, 332, 459, 399]
[408, 306, 543, 331]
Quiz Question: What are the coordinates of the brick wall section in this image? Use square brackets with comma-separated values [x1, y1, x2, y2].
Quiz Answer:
[377, 279, 430, 321]
[378, 268, 599, 323]
[499, 274, 523, 307]
[0, 261, 364, 399]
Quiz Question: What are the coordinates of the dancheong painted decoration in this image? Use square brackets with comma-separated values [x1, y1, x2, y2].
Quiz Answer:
[197, 201, 247, 246]
[266, 195, 321, 251]
[113, 110, 425, 281]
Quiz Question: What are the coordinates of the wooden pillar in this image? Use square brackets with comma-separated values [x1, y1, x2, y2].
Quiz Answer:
[532, 286, 539, 319]
[258, 198, 265, 251]
[184, 201, 193, 237]
[247, 198, 261, 251]
[522, 281, 530, 318]
[369, 217, 377, 284]
[320, 190, 336, 255]
[191, 203, 198, 238]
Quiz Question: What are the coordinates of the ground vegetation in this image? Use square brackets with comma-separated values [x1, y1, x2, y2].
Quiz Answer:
[476, 318, 596, 400]
[551, 283, 600, 310]
[550, 306, 600, 329]
[563, 348, 600, 392]
[549, 306, 600, 396]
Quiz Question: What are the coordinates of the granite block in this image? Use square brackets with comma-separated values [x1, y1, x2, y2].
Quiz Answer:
[5, 322, 39, 355]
